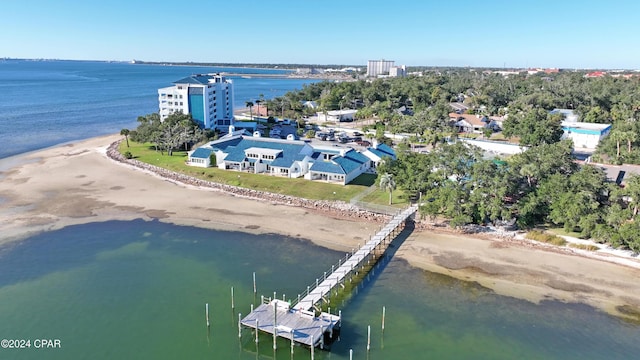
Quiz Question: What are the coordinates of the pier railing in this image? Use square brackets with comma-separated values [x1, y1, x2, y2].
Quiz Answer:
[288, 207, 407, 309]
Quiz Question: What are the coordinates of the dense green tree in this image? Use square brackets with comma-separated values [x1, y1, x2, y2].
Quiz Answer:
[503, 107, 564, 146]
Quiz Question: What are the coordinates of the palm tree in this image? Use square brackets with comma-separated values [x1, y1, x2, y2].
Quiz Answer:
[255, 99, 262, 119]
[245, 101, 254, 120]
[519, 163, 537, 187]
[625, 130, 637, 153]
[379, 173, 396, 205]
[609, 130, 624, 158]
[120, 128, 130, 147]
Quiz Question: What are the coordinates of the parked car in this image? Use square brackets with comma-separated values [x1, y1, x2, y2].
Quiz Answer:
[356, 140, 371, 147]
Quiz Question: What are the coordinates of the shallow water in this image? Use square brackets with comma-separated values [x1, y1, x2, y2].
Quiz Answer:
[0, 220, 638, 359]
[0, 60, 321, 159]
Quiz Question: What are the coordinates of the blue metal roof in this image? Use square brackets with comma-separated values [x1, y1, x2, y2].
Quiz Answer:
[223, 146, 247, 162]
[333, 156, 361, 174]
[190, 148, 213, 159]
[310, 161, 346, 174]
[206, 136, 309, 168]
[173, 74, 227, 86]
[375, 143, 396, 158]
[173, 75, 210, 85]
[343, 149, 370, 164]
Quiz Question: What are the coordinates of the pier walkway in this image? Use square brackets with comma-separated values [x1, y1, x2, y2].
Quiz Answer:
[240, 205, 418, 348]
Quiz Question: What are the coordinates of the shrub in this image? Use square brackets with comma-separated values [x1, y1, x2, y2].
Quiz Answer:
[124, 151, 133, 159]
[525, 230, 567, 246]
[568, 243, 599, 251]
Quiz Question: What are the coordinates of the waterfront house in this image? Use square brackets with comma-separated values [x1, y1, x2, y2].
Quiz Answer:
[158, 73, 235, 130]
[187, 133, 392, 185]
[307, 147, 371, 184]
[362, 143, 397, 169]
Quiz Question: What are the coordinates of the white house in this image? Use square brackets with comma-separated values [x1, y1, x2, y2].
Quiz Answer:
[449, 113, 500, 133]
[316, 109, 357, 122]
[186, 134, 396, 185]
[561, 121, 611, 149]
[158, 73, 234, 130]
[362, 143, 397, 168]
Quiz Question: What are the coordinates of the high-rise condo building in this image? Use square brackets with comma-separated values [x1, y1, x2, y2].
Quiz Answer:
[367, 59, 395, 77]
[158, 73, 234, 130]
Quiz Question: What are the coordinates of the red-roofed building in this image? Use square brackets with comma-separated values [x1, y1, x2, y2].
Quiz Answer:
[585, 71, 606, 78]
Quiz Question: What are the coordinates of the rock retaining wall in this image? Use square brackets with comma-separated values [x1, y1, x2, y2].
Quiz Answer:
[107, 141, 390, 223]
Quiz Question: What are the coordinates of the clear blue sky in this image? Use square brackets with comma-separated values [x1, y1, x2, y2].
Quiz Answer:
[2, 0, 639, 69]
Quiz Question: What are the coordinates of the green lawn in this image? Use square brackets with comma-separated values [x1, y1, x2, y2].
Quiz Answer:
[360, 187, 409, 207]
[119, 141, 377, 201]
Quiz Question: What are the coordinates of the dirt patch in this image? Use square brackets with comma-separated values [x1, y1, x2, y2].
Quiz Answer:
[205, 207, 257, 217]
[546, 279, 600, 293]
[144, 209, 172, 219]
[433, 252, 513, 276]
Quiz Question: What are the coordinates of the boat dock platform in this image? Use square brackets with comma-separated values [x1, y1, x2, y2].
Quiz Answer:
[240, 299, 340, 347]
[240, 205, 418, 348]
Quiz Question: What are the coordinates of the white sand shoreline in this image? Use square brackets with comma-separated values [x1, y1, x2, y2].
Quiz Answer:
[1, 134, 639, 322]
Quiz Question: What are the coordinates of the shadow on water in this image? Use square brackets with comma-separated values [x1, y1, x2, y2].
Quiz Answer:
[0, 220, 147, 287]
[0, 219, 340, 293]
[318, 220, 417, 355]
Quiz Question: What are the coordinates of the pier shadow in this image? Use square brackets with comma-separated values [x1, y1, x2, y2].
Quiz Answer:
[321, 220, 416, 355]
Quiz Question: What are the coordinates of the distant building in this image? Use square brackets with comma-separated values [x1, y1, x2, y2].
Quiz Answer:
[561, 121, 611, 149]
[158, 73, 234, 130]
[389, 65, 406, 77]
[316, 109, 357, 122]
[585, 71, 606, 78]
[449, 113, 500, 133]
[551, 108, 579, 122]
[449, 102, 469, 113]
[367, 59, 395, 77]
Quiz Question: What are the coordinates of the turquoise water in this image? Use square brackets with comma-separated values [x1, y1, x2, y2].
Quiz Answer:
[0, 220, 638, 359]
[0, 60, 321, 159]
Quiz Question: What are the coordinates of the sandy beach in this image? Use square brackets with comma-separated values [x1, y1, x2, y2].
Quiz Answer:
[1, 134, 639, 322]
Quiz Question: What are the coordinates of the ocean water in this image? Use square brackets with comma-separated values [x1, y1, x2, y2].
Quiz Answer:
[0, 220, 638, 359]
[1, 60, 639, 359]
[0, 60, 320, 159]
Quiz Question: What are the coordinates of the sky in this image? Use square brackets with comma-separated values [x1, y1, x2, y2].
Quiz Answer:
[2, 0, 640, 69]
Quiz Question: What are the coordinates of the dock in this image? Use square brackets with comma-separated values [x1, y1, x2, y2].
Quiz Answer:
[240, 205, 418, 348]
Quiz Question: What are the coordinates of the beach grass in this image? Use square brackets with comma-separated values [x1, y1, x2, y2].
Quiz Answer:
[568, 243, 600, 251]
[120, 141, 377, 201]
[525, 230, 567, 246]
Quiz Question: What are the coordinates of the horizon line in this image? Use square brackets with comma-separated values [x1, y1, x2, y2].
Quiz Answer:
[2, 57, 639, 72]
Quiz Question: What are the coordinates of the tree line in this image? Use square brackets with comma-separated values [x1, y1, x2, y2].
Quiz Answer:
[271, 70, 640, 252]
[125, 113, 212, 156]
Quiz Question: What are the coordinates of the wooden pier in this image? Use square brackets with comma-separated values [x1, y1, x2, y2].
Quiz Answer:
[240, 205, 418, 348]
